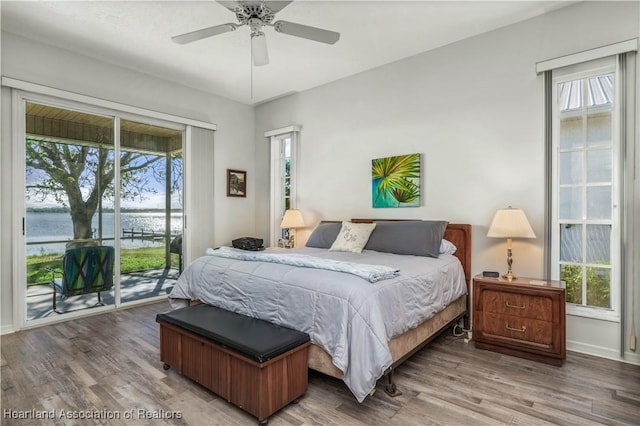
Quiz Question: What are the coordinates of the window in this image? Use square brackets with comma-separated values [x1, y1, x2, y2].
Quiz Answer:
[540, 40, 638, 356]
[546, 52, 631, 322]
[21, 100, 185, 322]
[4, 78, 216, 329]
[266, 126, 300, 246]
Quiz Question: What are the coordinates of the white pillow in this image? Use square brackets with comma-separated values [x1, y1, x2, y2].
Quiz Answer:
[329, 222, 377, 253]
[439, 239, 457, 255]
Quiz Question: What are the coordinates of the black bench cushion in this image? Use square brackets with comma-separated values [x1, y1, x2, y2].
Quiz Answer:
[156, 304, 310, 363]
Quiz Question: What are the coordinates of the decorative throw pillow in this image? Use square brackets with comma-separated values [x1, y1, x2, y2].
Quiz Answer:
[363, 220, 449, 258]
[305, 222, 342, 249]
[329, 222, 377, 253]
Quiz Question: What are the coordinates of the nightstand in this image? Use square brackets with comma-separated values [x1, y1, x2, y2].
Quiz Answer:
[473, 275, 566, 366]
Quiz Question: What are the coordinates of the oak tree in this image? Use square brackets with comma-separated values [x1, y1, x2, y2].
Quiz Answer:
[26, 134, 164, 240]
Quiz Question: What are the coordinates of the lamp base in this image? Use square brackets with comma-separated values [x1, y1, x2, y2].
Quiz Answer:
[286, 235, 295, 249]
[502, 271, 516, 282]
[504, 244, 516, 281]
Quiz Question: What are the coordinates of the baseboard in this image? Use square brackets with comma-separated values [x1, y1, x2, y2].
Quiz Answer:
[1, 324, 15, 335]
[621, 350, 640, 365]
[567, 339, 640, 366]
[567, 340, 619, 359]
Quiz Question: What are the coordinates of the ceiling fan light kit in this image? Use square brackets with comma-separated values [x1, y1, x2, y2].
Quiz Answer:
[251, 31, 269, 66]
[172, 0, 340, 67]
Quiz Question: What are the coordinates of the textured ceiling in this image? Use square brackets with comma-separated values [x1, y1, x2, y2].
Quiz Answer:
[1, 1, 569, 105]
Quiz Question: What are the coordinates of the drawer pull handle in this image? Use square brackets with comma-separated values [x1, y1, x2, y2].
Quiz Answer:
[505, 300, 526, 309]
[505, 323, 526, 333]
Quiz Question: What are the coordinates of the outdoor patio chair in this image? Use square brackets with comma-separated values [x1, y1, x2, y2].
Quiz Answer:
[49, 245, 115, 314]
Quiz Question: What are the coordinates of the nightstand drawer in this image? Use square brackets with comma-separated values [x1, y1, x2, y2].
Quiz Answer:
[480, 313, 553, 348]
[480, 290, 552, 321]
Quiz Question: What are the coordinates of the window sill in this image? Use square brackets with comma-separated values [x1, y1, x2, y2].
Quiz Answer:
[566, 304, 620, 323]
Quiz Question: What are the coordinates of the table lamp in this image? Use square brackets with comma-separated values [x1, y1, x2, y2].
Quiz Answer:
[280, 209, 305, 248]
[487, 206, 536, 281]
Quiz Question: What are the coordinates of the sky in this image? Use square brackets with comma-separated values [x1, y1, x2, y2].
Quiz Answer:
[25, 155, 182, 210]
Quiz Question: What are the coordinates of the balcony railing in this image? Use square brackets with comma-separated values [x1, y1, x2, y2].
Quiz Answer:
[26, 231, 181, 285]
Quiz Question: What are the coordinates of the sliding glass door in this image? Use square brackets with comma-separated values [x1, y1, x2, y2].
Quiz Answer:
[119, 119, 183, 303]
[23, 101, 183, 321]
[25, 102, 116, 319]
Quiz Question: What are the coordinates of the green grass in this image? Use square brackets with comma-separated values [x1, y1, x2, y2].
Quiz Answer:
[27, 254, 63, 285]
[27, 247, 179, 286]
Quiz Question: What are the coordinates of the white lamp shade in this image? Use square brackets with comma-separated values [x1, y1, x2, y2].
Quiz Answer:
[487, 207, 536, 239]
[280, 209, 305, 229]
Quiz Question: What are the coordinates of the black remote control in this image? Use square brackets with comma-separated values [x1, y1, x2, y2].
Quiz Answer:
[482, 271, 500, 278]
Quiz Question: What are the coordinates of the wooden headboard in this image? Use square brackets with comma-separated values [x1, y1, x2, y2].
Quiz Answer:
[442, 224, 472, 285]
[350, 219, 472, 287]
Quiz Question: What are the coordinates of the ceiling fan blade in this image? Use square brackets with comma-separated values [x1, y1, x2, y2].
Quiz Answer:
[171, 23, 238, 44]
[265, 1, 293, 13]
[251, 32, 269, 66]
[272, 20, 340, 44]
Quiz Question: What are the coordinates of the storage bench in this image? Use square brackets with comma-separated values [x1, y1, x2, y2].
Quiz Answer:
[156, 304, 310, 424]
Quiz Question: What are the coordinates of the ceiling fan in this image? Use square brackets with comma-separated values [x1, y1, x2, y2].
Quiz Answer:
[172, 0, 340, 66]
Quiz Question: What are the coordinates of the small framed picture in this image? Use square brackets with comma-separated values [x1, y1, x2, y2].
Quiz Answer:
[227, 169, 247, 197]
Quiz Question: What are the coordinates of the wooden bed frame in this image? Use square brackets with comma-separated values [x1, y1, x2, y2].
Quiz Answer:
[307, 221, 472, 397]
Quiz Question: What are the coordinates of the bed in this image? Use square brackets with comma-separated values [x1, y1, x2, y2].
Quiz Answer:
[168, 220, 472, 403]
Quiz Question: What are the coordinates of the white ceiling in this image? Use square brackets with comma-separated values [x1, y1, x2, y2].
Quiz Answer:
[1, 1, 569, 105]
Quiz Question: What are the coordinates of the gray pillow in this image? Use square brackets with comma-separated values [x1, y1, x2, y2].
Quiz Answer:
[364, 220, 449, 258]
[305, 222, 342, 248]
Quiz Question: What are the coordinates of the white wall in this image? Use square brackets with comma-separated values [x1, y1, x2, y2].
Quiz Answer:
[255, 1, 640, 363]
[1, 32, 256, 332]
[2, 1, 638, 363]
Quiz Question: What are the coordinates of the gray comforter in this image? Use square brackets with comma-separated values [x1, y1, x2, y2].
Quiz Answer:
[168, 247, 467, 402]
[206, 246, 400, 282]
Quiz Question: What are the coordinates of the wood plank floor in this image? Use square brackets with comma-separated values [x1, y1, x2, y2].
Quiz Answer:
[2, 301, 639, 425]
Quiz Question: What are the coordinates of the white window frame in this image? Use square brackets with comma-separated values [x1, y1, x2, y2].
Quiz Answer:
[265, 126, 300, 246]
[550, 58, 621, 322]
[4, 78, 214, 330]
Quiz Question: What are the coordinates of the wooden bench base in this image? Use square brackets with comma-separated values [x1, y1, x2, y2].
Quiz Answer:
[158, 320, 310, 423]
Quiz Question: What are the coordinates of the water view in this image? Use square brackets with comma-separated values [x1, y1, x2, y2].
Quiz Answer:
[27, 210, 183, 255]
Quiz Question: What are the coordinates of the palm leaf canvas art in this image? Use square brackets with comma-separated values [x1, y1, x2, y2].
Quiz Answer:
[372, 153, 421, 208]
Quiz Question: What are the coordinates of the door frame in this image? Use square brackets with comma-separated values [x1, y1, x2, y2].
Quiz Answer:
[10, 87, 197, 330]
